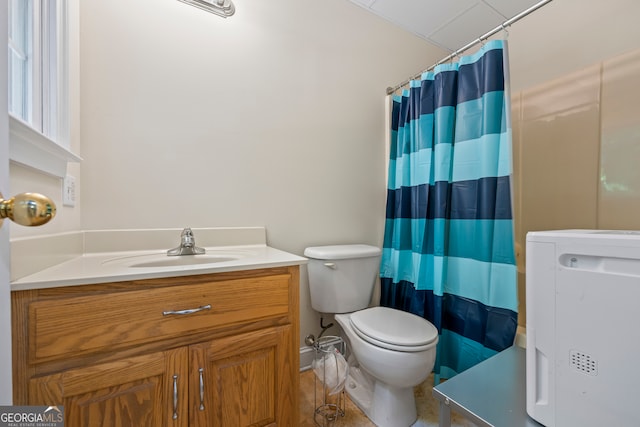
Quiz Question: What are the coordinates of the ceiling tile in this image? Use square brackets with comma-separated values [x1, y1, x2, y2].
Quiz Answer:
[482, 0, 542, 19]
[428, 2, 505, 51]
[347, 0, 547, 53]
[350, 0, 552, 51]
[349, 0, 376, 7]
[366, 0, 478, 40]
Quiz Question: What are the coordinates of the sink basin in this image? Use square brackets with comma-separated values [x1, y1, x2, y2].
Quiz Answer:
[102, 249, 257, 269]
[127, 255, 238, 268]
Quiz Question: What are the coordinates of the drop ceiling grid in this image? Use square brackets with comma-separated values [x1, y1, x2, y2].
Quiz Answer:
[347, 0, 542, 51]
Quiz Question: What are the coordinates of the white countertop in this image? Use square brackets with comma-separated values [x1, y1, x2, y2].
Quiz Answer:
[11, 244, 307, 291]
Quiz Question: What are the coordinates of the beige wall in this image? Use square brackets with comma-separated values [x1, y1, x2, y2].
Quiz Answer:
[506, 0, 640, 93]
[513, 48, 640, 325]
[76, 0, 444, 345]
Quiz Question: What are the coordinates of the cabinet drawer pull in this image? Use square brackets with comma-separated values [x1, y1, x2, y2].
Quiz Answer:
[199, 368, 205, 411]
[162, 304, 212, 316]
[172, 374, 179, 420]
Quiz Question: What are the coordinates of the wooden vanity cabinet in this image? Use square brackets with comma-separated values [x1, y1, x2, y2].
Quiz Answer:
[29, 347, 190, 427]
[12, 266, 300, 427]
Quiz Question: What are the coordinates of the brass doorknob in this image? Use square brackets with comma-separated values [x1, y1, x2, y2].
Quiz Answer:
[0, 192, 56, 227]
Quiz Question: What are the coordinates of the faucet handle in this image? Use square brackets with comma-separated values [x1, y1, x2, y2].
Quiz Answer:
[168, 228, 205, 256]
[181, 228, 195, 247]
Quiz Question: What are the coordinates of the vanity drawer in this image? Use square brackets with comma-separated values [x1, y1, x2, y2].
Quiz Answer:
[28, 273, 291, 363]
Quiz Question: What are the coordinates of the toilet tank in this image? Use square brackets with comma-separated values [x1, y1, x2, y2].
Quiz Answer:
[303, 244, 381, 314]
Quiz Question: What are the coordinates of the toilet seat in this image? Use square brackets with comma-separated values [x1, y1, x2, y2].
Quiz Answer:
[349, 306, 438, 352]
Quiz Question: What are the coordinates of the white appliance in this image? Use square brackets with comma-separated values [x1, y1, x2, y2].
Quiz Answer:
[526, 230, 640, 426]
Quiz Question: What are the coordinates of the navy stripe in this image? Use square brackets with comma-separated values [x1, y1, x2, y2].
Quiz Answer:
[424, 71, 458, 114]
[386, 176, 512, 220]
[442, 294, 517, 351]
[410, 86, 421, 122]
[450, 176, 512, 219]
[457, 48, 505, 104]
[379, 278, 443, 330]
[380, 278, 517, 352]
[385, 183, 431, 220]
[393, 48, 505, 129]
[398, 73, 459, 126]
[400, 95, 410, 132]
[391, 99, 401, 132]
[389, 130, 398, 161]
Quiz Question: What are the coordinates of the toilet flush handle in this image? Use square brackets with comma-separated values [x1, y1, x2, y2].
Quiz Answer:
[324, 262, 337, 269]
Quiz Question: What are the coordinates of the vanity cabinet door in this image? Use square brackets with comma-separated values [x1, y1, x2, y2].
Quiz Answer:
[189, 325, 296, 427]
[28, 348, 189, 427]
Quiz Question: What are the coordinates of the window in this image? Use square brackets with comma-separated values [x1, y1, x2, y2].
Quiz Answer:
[8, 0, 79, 178]
[8, 0, 33, 125]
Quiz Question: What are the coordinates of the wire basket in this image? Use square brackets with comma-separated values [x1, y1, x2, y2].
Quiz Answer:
[312, 336, 347, 426]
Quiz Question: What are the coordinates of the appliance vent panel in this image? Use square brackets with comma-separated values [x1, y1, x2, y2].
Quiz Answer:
[570, 350, 598, 376]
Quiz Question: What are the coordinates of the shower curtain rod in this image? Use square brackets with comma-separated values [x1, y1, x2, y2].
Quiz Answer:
[386, 0, 553, 95]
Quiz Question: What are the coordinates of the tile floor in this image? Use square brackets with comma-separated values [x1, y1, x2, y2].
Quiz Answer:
[299, 369, 476, 426]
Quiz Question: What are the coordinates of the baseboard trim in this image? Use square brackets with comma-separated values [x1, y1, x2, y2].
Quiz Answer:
[300, 346, 315, 372]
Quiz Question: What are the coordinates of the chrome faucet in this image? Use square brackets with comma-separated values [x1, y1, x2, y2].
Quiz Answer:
[167, 228, 206, 256]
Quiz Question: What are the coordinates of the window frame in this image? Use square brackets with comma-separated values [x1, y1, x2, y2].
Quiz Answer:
[8, 0, 80, 178]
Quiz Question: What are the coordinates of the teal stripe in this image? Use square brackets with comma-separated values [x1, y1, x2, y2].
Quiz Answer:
[381, 249, 518, 309]
[387, 158, 397, 189]
[433, 142, 452, 183]
[448, 219, 516, 264]
[450, 131, 512, 182]
[413, 148, 432, 186]
[380, 247, 421, 285]
[391, 91, 510, 185]
[415, 253, 444, 293]
[394, 97, 509, 183]
[391, 135, 510, 187]
[436, 329, 499, 380]
[443, 257, 518, 310]
[413, 253, 518, 309]
[382, 218, 427, 252]
[418, 114, 434, 150]
[420, 70, 437, 81]
[382, 219, 516, 264]
[432, 62, 459, 74]
[434, 106, 456, 145]
[380, 251, 443, 294]
[455, 91, 507, 142]
[389, 148, 432, 189]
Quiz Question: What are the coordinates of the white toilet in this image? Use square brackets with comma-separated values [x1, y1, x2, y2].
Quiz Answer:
[304, 244, 439, 427]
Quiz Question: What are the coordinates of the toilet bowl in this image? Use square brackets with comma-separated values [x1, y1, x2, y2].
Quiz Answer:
[304, 244, 439, 427]
[335, 307, 438, 427]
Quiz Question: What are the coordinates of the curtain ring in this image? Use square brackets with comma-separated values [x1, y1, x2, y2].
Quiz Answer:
[449, 51, 459, 65]
[501, 23, 509, 38]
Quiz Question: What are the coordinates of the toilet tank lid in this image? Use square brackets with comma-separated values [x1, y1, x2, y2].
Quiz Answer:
[304, 244, 381, 260]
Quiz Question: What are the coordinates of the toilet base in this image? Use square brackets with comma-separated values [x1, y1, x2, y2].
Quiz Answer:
[345, 366, 418, 427]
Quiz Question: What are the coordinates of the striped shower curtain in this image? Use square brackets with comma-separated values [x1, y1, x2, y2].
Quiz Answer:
[380, 40, 518, 381]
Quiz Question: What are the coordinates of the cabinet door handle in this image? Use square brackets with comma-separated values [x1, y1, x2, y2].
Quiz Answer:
[172, 374, 179, 420]
[162, 304, 212, 316]
[199, 368, 205, 411]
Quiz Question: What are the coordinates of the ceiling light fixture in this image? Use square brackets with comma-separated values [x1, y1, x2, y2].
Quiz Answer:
[178, 0, 235, 18]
